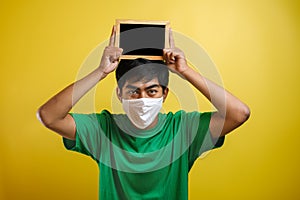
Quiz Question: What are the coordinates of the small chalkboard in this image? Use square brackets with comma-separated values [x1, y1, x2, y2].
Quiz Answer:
[115, 20, 170, 60]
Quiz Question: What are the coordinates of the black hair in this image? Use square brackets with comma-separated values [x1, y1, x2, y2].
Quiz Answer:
[115, 58, 169, 92]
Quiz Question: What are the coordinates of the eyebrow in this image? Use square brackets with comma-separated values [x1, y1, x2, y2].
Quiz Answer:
[125, 85, 138, 90]
[145, 84, 160, 90]
[125, 84, 161, 90]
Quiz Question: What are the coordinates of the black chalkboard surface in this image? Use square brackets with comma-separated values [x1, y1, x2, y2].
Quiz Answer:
[115, 20, 170, 60]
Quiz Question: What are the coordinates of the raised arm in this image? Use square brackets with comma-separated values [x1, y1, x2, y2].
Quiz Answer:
[163, 29, 250, 139]
[37, 26, 123, 140]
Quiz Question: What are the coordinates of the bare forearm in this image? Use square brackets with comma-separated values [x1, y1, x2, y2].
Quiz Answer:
[38, 67, 106, 126]
[181, 66, 250, 123]
[37, 27, 122, 139]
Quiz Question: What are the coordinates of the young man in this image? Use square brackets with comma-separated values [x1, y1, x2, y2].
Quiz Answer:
[37, 26, 250, 199]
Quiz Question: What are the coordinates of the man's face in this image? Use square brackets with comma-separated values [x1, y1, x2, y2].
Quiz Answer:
[118, 78, 168, 100]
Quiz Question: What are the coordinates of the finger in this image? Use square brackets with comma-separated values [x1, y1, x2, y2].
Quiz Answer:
[165, 52, 175, 64]
[170, 52, 175, 61]
[115, 48, 123, 58]
[109, 25, 116, 47]
[113, 48, 123, 60]
[163, 49, 170, 61]
[163, 48, 171, 53]
[163, 48, 172, 56]
[169, 28, 175, 48]
[165, 51, 171, 61]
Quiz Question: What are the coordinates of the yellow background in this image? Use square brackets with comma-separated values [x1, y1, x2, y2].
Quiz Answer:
[1, 0, 299, 199]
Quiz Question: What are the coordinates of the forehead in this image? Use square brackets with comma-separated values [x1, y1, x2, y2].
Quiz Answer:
[122, 78, 160, 89]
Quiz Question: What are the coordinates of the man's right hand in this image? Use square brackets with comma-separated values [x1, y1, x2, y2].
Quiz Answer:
[98, 26, 123, 77]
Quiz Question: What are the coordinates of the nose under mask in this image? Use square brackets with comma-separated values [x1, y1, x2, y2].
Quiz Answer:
[122, 97, 163, 129]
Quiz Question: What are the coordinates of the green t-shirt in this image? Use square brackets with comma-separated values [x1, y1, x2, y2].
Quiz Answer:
[63, 110, 224, 200]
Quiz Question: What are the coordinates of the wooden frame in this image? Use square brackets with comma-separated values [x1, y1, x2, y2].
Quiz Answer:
[115, 19, 170, 60]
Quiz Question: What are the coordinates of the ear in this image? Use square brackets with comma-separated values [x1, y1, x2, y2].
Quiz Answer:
[162, 87, 169, 102]
[116, 87, 122, 102]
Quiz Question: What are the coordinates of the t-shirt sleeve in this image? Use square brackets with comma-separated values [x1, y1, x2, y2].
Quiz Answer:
[187, 112, 225, 168]
[62, 113, 103, 162]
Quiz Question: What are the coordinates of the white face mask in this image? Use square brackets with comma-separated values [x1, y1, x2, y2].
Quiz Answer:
[122, 97, 163, 129]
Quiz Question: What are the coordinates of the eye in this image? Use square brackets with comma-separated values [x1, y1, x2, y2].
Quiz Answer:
[128, 89, 139, 96]
[147, 89, 158, 95]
